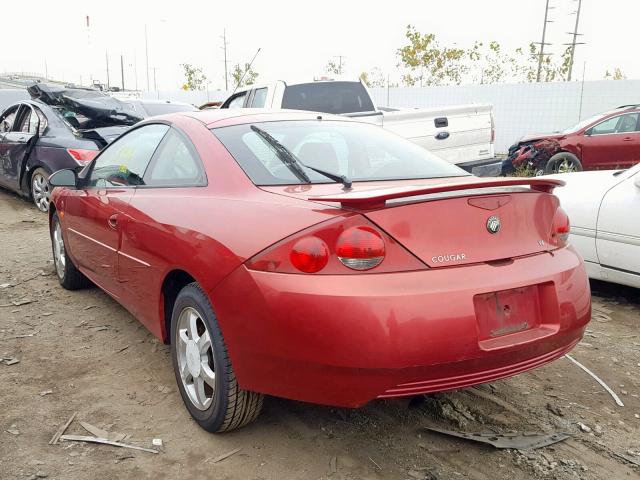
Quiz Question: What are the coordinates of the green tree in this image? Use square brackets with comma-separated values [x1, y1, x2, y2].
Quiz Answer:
[397, 25, 467, 86]
[359, 67, 386, 87]
[325, 59, 344, 75]
[604, 67, 626, 80]
[231, 63, 259, 88]
[180, 63, 207, 91]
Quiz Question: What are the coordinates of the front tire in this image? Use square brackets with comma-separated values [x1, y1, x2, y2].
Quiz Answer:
[50, 212, 91, 290]
[171, 283, 263, 432]
[545, 152, 583, 174]
[31, 168, 51, 213]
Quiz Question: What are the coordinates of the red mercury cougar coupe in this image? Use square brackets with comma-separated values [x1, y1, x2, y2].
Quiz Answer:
[48, 109, 591, 432]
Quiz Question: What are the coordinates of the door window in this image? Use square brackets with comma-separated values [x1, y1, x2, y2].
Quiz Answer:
[224, 92, 247, 109]
[591, 113, 640, 135]
[616, 113, 639, 133]
[250, 88, 268, 108]
[86, 124, 169, 187]
[0, 106, 19, 133]
[144, 128, 206, 186]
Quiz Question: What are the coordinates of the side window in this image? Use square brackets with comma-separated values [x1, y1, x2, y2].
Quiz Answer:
[144, 128, 206, 186]
[224, 92, 247, 109]
[33, 107, 47, 135]
[616, 113, 639, 133]
[590, 116, 619, 135]
[17, 108, 32, 133]
[19, 107, 47, 135]
[0, 106, 19, 133]
[87, 124, 169, 188]
[250, 88, 268, 108]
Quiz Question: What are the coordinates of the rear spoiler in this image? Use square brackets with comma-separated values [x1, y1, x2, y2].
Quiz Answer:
[308, 177, 565, 209]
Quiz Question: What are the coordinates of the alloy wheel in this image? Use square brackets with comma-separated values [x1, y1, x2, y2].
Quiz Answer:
[53, 221, 66, 279]
[176, 306, 216, 410]
[32, 172, 50, 212]
[556, 159, 577, 174]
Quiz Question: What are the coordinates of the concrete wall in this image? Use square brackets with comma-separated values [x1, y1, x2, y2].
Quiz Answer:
[369, 80, 640, 153]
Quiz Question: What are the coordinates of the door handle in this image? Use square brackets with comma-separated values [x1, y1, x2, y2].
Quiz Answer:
[622, 137, 634, 142]
[108, 214, 118, 229]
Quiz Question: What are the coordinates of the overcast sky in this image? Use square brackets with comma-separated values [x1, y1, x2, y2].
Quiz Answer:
[2, 0, 637, 91]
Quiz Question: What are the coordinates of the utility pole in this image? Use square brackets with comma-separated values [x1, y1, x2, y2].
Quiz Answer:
[334, 55, 345, 74]
[220, 29, 229, 91]
[105, 51, 110, 89]
[145, 24, 150, 91]
[535, 0, 553, 82]
[120, 54, 125, 91]
[565, 0, 584, 81]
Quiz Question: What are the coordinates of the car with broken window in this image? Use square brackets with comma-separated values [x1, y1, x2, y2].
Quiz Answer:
[503, 105, 640, 175]
[47, 108, 590, 433]
[0, 84, 142, 212]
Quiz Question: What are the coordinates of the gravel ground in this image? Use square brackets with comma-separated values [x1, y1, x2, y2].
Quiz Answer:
[1, 190, 639, 480]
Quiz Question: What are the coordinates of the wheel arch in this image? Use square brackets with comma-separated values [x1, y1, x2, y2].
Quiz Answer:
[160, 269, 197, 344]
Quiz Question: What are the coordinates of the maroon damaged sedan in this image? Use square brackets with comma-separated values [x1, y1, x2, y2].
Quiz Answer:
[48, 109, 590, 432]
[505, 104, 640, 175]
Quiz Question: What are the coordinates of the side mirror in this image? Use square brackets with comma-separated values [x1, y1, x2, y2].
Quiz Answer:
[48, 168, 78, 188]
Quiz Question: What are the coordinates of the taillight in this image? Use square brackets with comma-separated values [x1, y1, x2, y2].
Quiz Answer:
[290, 237, 329, 273]
[336, 226, 385, 270]
[246, 215, 425, 274]
[67, 148, 98, 163]
[550, 207, 570, 247]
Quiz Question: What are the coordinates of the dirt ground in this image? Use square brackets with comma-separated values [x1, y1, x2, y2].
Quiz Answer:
[1, 190, 639, 480]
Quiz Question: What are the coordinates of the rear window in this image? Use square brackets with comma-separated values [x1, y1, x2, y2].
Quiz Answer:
[282, 81, 375, 114]
[212, 120, 468, 186]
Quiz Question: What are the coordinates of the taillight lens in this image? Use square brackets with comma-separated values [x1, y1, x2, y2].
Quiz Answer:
[290, 237, 329, 273]
[336, 226, 385, 270]
[551, 207, 570, 247]
[67, 148, 99, 163]
[246, 215, 425, 274]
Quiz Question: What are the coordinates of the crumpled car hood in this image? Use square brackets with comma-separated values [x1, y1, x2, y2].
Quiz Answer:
[28, 83, 143, 127]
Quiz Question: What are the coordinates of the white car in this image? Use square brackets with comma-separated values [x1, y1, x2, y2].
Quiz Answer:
[552, 163, 640, 288]
[220, 79, 499, 175]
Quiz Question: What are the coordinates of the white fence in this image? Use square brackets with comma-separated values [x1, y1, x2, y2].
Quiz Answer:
[135, 80, 640, 154]
[369, 80, 640, 154]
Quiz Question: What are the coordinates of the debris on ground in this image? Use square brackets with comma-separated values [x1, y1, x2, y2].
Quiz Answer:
[368, 456, 382, 471]
[208, 447, 242, 464]
[424, 426, 570, 450]
[565, 354, 625, 407]
[80, 421, 126, 442]
[329, 455, 337, 474]
[39, 390, 53, 396]
[152, 438, 163, 447]
[48, 412, 77, 445]
[577, 422, 592, 433]
[59, 434, 158, 454]
[3, 357, 20, 366]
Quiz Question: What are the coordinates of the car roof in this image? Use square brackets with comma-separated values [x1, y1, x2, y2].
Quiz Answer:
[177, 108, 352, 128]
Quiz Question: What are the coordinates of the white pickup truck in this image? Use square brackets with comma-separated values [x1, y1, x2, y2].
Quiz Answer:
[220, 80, 499, 175]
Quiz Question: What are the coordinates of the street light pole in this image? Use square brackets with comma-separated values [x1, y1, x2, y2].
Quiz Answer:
[566, 0, 583, 81]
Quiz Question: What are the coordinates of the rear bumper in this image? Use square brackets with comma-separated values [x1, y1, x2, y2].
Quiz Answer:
[457, 157, 503, 177]
[211, 247, 590, 407]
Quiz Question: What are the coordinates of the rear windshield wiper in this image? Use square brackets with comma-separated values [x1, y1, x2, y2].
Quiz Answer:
[250, 125, 352, 189]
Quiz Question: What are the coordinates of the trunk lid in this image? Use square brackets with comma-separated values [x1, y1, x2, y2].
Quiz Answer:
[261, 176, 564, 268]
[364, 190, 559, 267]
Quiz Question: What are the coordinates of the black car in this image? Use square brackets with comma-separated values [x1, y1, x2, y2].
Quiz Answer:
[0, 84, 142, 212]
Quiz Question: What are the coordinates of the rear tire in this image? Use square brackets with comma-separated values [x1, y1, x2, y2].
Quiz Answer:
[50, 212, 91, 290]
[31, 168, 51, 213]
[545, 152, 583, 174]
[170, 282, 263, 432]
